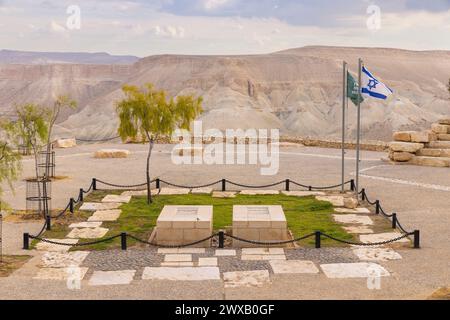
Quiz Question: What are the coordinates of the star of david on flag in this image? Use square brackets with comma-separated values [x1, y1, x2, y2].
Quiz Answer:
[361, 66, 393, 100]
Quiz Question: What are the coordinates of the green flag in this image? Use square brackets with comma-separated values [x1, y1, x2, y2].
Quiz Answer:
[347, 72, 364, 105]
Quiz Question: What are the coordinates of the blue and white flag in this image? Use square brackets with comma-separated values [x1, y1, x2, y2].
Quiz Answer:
[361, 66, 393, 100]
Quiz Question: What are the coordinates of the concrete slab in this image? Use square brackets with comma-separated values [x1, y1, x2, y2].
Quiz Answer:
[161, 262, 195, 267]
[66, 227, 109, 239]
[316, 195, 345, 207]
[333, 214, 373, 225]
[79, 202, 121, 211]
[359, 232, 410, 244]
[270, 260, 320, 274]
[68, 221, 103, 229]
[281, 191, 326, 197]
[40, 251, 90, 268]
[215, 249, 237, 256]
[320, 263, 390, 279]
[158, 188, 190, 195]
[121, 190, 148, 197]
[240, 190, 279, 195]
[335, 207, 371, 214]
[212, 191, 237, 198]
[164, 254, 192, 262]
[223, 270, 271, 288]
[198, 257, 218, 266]
[343, 226, 374, 234]
[191, 187, 213, 194]
[88, 270, 136, 286]
[352, 248, 403, 261]
[101, 195, 131, 203]
[34, 267, 88, 281]
[35, 239, 79, 253]
[87, 209, 121, 222]
[142, 267, 221, 281]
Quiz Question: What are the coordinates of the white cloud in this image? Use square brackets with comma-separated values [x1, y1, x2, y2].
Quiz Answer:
[153, 25, 185, 38]
[203, 0, 230, 10]
[50, 20, 66, 33]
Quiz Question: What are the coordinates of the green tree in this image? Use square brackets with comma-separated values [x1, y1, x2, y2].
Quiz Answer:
[13, 104, 49, 214]
[116, 84, 203, 204]
[44, 95, 77, 177]
[0, 119, 22, 211]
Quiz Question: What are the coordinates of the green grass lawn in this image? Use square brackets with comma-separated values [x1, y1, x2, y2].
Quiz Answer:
[37, 191, 356, 250]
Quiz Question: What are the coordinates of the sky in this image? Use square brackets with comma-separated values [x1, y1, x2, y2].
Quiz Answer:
[1, 0, 450, 57]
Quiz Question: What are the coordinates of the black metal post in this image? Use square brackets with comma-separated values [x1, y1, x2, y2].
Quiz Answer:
[375, 200, 380, 214]
[285, 179, 290, 191]
[121, 233, 127, 250]
[392, 213, 397, 229]
[218, 231, 224, 249]
[23, 233, 29, 250]
[222, 179, 226, 192]
[92, 178, 97, 191]
[414, 230, 420, 249]
[69, 198, 74, 213]
[308, 186, 312, 191]
[350, 179, 355, 191]
[156, 178, 160, 189]
[79, 189, 84, 202]
[361, 188, 366, 201]
[315, 231, 321, 249]
[46, 215, 51, 231]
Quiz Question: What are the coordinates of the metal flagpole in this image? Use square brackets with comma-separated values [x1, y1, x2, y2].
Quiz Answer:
[341, 61, 348, 193]
[355, 58, 363, 198]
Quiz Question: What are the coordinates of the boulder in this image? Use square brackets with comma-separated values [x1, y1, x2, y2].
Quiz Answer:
[389, 142, 423, 153]
[410, 131, 431, 143]
[94, 149, 130, 159]
[391, 152, 414, 162]
[392, 131, 414, 142]
[343, 197, 359, 209]
[438, 118, 450, 125]
[437, 134, 450, 141]
[431, 123, 450, 134]
[54, 138, 77, 148]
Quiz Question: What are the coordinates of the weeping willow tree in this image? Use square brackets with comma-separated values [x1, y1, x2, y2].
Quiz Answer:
[116, 84, 203, 204]
[0, 119, 22, 212]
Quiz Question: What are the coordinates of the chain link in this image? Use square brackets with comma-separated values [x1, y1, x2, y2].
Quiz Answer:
[321, 232, 412, 246]
[128, 233, 218, 248]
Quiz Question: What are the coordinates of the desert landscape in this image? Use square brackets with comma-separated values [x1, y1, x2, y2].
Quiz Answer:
[1, 46, 449, 141]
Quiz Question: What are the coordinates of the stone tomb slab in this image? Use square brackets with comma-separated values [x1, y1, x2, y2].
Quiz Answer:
[142, 267, 220, 281]
[40, 251, 90, 268]
[233, 206, 288, 247]
[320, 262, 390, 279]
[68, 221, 103, 229]
[156, 206, 213, 247]
[101, 194, 131, 203]
[79, 202, 121, 211]
[270, 260, 320, 274]
[87, 209, 121, 222]
[333, 214, 373, 225]
[89, 270, 136, 286]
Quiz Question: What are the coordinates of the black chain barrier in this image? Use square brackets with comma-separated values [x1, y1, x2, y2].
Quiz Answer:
[95, 179, 150, 189]
[321, 232, 413, 247]
[159, 179, 222, 189]
[29, 234, 121, 247]
[127, 233, 219, 248]
[225, 232, 316, 246]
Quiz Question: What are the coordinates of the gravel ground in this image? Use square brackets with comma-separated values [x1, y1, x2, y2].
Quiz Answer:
[285, 248, 359, 264]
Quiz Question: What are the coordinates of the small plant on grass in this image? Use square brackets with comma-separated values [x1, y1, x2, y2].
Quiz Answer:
[116, 83, 203, 204]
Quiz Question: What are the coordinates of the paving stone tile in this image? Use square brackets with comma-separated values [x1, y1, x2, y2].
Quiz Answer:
[101, 195, 131, 203]
[359, 232, 410, 244]
[281, 191, 326, 197]
[87, 209, 121, 222]
[35, 239, 79, 253]
[241, 254, 286, 261]
[198, 257, 218, 266]
[142, 267, 221, 281]
[79, 202, 121, 211]
[88, 270, 136, 286]
[241, 248, 285, 255]
[352, 248, 402, 261]
[164, 254, 193, 262]
[34, 267, 88, 280]
[161, 262, 195, 267]
[223, 270, 271, 288]
[68, 222, 103, 229]
[157, 248, 206, 254]
[158, 188, 190, 195]
[67, 227, 109, 239]
[343, 226, 374, 234]
[40, 251, 89, 268]
[320, 262, 390, 278]
[215, 249, 236, 256]
[239, 190, 279, 195]
[333, 214, 373, 225]
[270, 260, 319, 274]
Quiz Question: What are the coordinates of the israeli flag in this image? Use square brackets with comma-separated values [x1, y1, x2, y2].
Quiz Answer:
[361, 66, 393, 100]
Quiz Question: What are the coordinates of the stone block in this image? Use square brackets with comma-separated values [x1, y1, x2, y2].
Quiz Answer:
[437, 134, 450, 141]
[344, 197, 359, 209]
[316, 195, 344, 207]
[158, 188, 190, 195]
[409, 156, 450, 167]
[320, 263, 390, 279]
[223, 270, 270, 288]
[66, 227, 109, 239]
[87, 209, 121, 222]
[428, 141, 450, 149]
[101, 194, 131, 203]
[94, 149, 130, 159]
[270, 260, 319, 274]
[389, 141, 424, 153]
[392, 131, 414, 142]
[333, 214, 373, 225]
[410, 131, 431, 143]
[79, 202, 121, 211]
[431, 123, 450, 134]
[54, 138, 77, 148]
[439, 118, 450, 125]
[391, 152, 414, 162]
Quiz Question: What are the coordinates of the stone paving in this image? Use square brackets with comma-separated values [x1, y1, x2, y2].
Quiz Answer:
[29, 190, 407, 289]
